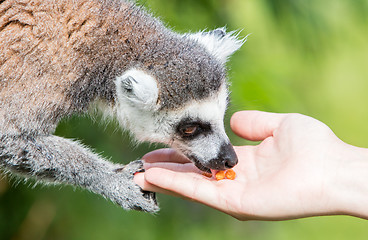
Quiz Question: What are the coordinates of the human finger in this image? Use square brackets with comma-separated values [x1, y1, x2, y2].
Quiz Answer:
[230, 110, 286, 141]
[134, 172, 181, 197]
[143, 162, 201, 174]
[142, 148, 191, 163]
[143, 167, 222, 208]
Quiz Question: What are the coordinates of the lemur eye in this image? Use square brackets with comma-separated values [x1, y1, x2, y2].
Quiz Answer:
[182, 126, 198, 136]
[176, 120, 212, 139]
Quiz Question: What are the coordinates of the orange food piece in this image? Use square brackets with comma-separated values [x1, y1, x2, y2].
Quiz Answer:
[202, 172, 212, 178]
[215, 170, 226, 180]
[202, 169, 237, 180]
[225, 169, 236, 180]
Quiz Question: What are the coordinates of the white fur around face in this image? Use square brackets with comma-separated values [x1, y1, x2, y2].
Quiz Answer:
[185, 27, 245, 63]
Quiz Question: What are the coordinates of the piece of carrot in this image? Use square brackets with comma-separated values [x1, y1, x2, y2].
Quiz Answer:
[225, 169, 236, 180]
[215, 170, 226, 180]
[202, 172, 212, 178]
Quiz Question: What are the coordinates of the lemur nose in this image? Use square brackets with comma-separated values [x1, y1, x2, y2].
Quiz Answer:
[221, 143, 238, 169]
[208, 142, 238, 170]
[224, 157, 238, 169]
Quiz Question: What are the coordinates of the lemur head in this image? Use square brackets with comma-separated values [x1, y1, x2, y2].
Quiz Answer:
[114, 28, 244, 172]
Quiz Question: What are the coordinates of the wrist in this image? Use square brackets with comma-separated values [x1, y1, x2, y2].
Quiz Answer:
[328, 141, 368, 219]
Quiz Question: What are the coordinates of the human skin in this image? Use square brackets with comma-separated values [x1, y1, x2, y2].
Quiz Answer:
[135, 111, 368, 220]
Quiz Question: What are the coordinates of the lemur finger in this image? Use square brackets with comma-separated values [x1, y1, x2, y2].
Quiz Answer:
[114, 160, 144, 176]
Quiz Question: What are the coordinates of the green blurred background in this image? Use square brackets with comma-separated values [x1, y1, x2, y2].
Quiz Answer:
[1, 0, 368, 239]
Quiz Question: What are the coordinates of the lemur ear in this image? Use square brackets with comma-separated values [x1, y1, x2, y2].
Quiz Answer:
[116, 69, 159, 109]
[184, 27, 245, 63]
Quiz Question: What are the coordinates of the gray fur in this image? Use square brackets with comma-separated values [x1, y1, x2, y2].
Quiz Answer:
[0, 0, 242, 212]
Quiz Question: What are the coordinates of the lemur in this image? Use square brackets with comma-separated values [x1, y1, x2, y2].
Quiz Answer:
[0, 0, 243, 212]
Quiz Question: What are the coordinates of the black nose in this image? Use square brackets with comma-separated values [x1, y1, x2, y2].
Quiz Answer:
[208, 142, 238, 170]
[221, 142, 238, 169]
[224, 157, 237, 169]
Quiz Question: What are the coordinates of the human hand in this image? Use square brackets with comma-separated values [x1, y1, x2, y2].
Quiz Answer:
[135, 111, 368, 220]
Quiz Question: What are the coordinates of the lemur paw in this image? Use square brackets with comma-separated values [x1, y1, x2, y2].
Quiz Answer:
[111, 160, 159, 213]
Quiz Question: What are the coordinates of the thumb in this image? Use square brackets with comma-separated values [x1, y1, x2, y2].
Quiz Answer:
[230, 110, 286, 141]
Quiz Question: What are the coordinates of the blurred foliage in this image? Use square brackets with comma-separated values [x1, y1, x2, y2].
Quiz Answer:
[1, 0, 368, 239]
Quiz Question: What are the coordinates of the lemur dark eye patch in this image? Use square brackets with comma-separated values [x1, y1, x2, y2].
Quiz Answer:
[176, 118, 212, 140]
